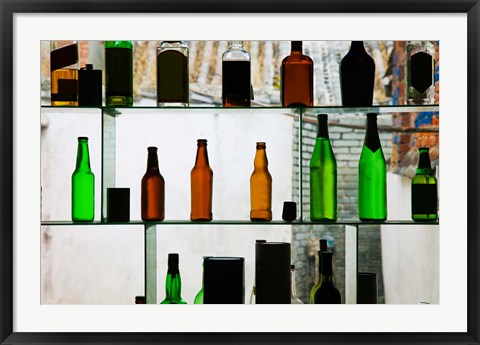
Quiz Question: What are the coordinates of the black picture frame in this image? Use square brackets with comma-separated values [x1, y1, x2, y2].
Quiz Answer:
[1, 1, 479, 344]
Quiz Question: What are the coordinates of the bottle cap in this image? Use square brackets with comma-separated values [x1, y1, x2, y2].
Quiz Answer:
[77, 136, 88, 141]
[147, 146, 158, 151]
[168, 253, 179, 269]
[290, 264, 295, 270]
[319, 239, 328, 252]
[317, 114, 328, 121]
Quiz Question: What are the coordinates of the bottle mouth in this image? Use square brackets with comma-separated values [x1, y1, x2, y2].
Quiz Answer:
[197, 139, 208, 145]
[256, 142, 266, 148]
[78, 136, 88, 141]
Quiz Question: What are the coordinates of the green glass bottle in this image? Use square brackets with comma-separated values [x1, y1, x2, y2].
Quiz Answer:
[194, 256, 211, 304]
[310, 114, 337, 221]
[412, 147, 438, 221]
[358, 113, 387, 221]
[160, 253, 187, 304]
[313, 251, 341, 304]
[105, 41, 133, 107]
[309, 239, 328, 304]
[71, 137, 94, 222]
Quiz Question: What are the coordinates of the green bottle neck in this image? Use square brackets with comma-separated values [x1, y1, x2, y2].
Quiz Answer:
[165, 271, 183, 300]
[75, 140, 91, 171]
[416, 150, 432, 175]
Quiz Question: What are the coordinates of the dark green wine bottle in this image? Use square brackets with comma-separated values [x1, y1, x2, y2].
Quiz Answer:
[105, 41, 133, 107]
[71, 137, 94, 222]
[358, 113, 387, 221]
[309, 239, 328, 303]
[160, 253, 187, 304]
[310, 114, 337, 221]
[313, 251, 341, 304]
[412, 147, 438, 221]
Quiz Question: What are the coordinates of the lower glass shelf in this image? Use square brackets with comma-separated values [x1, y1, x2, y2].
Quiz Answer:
[41, 220, 439, 226]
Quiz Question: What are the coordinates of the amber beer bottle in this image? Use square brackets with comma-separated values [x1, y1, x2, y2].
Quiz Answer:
[141, 147, 165, 221]
[191, 139, 213, 221]
[250, 142, 272, 221]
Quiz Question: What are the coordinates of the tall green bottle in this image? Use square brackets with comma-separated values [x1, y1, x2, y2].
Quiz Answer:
[71, 137, 94, 222]
[160, 253, 187, 304]
[310, 114, 337, 221]
[411, 147, 438, 221]
[105, 41, 133, 107]
[358, 113, 387, 221]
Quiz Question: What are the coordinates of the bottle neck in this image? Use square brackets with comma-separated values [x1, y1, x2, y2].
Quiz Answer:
[351, 41, 366, 52]
[416, 150, 432, 175]
[365, 114, 381, 152]
[195, 144, 210, 167]
[146, 149, 159, 171]
[316, 116, 329, 139]
[291, 41, 302, 53]
[320, 252, 334, 282]
[165, 271, 182, 300]
[75, 140, 91, 171]
[254, 147, 268, 170]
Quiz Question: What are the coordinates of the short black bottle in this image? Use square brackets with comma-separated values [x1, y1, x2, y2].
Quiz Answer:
[411, 147, 438, 221]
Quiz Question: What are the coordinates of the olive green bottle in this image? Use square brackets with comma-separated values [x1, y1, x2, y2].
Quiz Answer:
[309, 114, 337, 221]
[412, 147, 438, 221]
[71, 137, 94, 222]
[358, 113, 387, 221]
[160, 253, 187, 304]
[105, 41, 133, 107]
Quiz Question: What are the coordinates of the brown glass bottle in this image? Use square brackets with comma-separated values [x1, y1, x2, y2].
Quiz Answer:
[281, 41, 314, 107]
[191, 139, 213, 221]
[340, 41, 376, 107]
[141, 147, 165, 221]
[250, 142, 272, 221]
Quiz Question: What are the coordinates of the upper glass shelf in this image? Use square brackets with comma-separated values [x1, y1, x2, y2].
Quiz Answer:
[41, 220, 439, 226]
[40, 104, 439, 115]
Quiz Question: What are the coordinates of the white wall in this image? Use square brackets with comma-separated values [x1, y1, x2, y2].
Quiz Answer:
[382, 173, 439, 304]
[41, 108, 294, 304]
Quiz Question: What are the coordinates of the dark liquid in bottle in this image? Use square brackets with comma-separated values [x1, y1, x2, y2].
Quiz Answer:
[157, 50, 189, 104]
[105, 48, 133, 97]
[412, 184, 437, 215]
[222, 60, 251, 107]
[410, 52, 433, 94]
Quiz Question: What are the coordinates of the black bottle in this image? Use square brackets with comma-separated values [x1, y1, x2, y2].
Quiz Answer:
[340, 41, 376, 107]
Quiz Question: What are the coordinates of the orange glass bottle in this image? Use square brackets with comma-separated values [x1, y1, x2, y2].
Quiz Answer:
[191, 139, 213, 221]
[250, 142, 272, 221]
[281, 41, 314, 107]
[141, 147, 165, 221]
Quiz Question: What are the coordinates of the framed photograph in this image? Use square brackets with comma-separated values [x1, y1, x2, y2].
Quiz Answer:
[1, 1, 479, 344]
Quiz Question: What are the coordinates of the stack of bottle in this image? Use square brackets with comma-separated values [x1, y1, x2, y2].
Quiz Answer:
[49, 40, 436, 107]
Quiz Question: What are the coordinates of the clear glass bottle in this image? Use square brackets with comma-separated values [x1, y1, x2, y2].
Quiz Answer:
[309, 239, 328, 304]
[358, 113, 387, 221]
[222, 41, 251, 107]
[141, 147, 165, 221]
[190, 139, 213, 221]
[104, 41, 133, 107]
[160, 253, 187, 304]
[340, 41, 376, 107]
[156, 41, 189, 107]
[310, 114, 337, 221]
[405, 41, 435, 105]
[412, 147, 438, 221]
[312, 252, 341, 304]
[250, 142, 272, 221]
[50, 40, 79, 106]
[281, 41, 314, 107]
[290, 265, 304, 304]
[71, 137, 94, 222]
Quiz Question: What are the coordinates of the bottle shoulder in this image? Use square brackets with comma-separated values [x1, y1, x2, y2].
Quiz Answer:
[222, 49, 251, 61]
[282, 53, 314, 65]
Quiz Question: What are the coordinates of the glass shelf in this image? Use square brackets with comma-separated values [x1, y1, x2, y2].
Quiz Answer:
[41, 220, 439, 226]
[40, 104, 439, 115]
